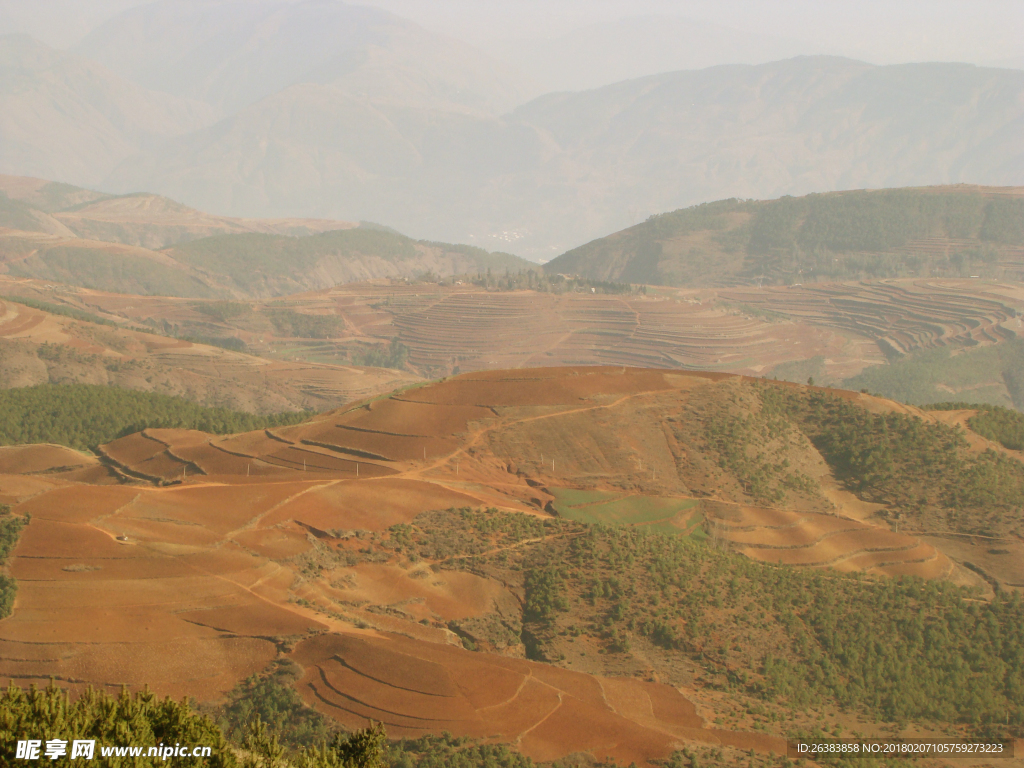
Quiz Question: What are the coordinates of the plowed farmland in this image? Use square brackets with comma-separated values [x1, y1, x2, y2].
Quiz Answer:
[74, 274, 1021, 386]
[0, 286, 420, 412]
[1, 367, 1021, 764]
[6, 264, 1023, 405]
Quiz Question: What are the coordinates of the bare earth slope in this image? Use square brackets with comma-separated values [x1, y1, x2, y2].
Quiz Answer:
[3, 368, 1022, 762]
[0, 292, 418, 413]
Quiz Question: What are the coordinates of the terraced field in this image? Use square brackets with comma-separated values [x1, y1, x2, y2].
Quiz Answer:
[720, 280, 1018, 356]
[10, 267, 1021, 391]
[86, 276, 1013, 383]
[292, 632, 785, 764]
[0, 286, 419, 412]
[705, 503, 954, 579]
[94, 368, 983, 586]
[1, 367, 1019, 764]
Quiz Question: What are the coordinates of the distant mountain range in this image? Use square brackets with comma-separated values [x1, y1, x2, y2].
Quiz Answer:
[72, 0, 528, 116]
[0, 0, 1022, 261]
[0, 34, 214, 187]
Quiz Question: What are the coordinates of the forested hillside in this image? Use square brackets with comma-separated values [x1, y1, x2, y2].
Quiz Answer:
[548, 187, 1024, 286]
[365, 507, 1024, 730]
[0, 384, 309, 450]
[761, 384, 1024, 538]
[840, 342, 1024, 410]
[167, 229, 530, 297]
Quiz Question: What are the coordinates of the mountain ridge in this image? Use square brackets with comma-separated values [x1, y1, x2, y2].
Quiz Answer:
[0, 34, 217, 188]
[544, 184, 1024, 286]
[103, 56, 1024, 259]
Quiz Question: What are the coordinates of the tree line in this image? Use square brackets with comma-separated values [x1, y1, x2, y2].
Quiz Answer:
[0, 384, 309, 451]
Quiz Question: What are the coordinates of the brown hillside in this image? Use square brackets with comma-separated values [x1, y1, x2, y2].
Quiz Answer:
[2, 367, 1020, 762]
[51, 194, 358, 250]
[53, 275, 1024, 387]
[0, 292, 418, 413]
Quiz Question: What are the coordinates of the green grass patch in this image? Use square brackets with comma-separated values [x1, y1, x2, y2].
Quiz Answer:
[1, 295, 116, 327]
[547, 487, 618, 508]
[549, 487, 698, 531]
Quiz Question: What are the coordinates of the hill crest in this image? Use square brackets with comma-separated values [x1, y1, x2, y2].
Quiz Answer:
[546, 184, 1024, 287]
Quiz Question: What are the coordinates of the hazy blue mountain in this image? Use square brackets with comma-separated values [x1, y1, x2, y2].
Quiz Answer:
[494, 14, 818, 92]
[74, 0, 529, 116]
[106, 56, 1024, 260]
[0, 34, 215, 187]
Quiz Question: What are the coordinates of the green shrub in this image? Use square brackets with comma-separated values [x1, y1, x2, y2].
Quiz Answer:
[0, 384, 310, 450]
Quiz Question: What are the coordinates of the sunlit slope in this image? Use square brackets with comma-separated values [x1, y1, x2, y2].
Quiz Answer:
[96, 367, 1017, 582]
[0, 295, 418, 413]
[548, 186, 1024, 287]
[2, 367, 1023, 762]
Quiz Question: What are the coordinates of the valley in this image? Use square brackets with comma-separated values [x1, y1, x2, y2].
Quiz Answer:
[1, 177, 1023, 766]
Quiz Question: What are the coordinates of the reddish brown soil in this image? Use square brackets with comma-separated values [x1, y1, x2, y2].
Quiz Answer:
[0, 366, 1003, 764]
[259, 479, 482, 531]
[709, 503, 949, 579]
[0, 444, 95, 474]
[292, 632, 786, 765]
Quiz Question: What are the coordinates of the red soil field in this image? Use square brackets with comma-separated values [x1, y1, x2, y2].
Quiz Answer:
[0, 366, 1009, 764]
[100, 432, 167, 466]
[0, 475, 66, 506]
[710, 505, 949, 578]
[337, 563, 511, 622]
[177, 604, 326, 637]
[339, 399, 494, 437]
[232, 526, 313, 559]
[290, 424, 458, 463]
[292, 632, 786, 765]
[0, 444, 95, 474]
[398, 367, 675, 407]
[112, 481, 319, 535]
[259, 479, 483, 531]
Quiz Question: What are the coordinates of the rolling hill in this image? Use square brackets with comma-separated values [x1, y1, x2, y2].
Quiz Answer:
[0, 175, 531, 298]
[0, 293, 418, 413]
[546, 185, 1024, 286]
[0, 368, 1021, 765]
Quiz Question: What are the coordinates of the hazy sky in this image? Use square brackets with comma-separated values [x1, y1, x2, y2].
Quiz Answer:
[0, 0, 1020, 83]
[357, 0, 1023, 68]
